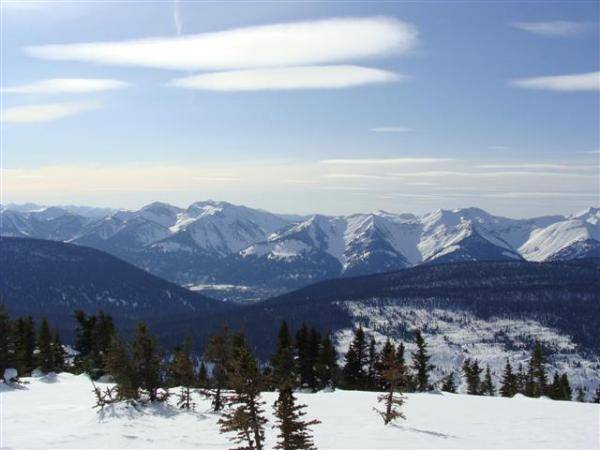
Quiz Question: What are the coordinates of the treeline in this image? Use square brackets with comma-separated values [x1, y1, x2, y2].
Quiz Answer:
[1, 305, 599, 406]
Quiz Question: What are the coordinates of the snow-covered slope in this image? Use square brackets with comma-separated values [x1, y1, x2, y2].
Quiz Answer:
[3, 373, 598, 450]
[1, 202, 598, 290]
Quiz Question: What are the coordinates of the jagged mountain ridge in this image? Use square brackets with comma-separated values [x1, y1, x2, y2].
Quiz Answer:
[1, 202, 598, 290]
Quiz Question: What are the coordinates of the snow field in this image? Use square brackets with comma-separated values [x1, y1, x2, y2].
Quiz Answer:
[1, 373, 598, 449]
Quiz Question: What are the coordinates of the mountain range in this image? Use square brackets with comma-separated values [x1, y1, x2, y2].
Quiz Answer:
[2, 201, 599, 296]
[2, 235, 598, 392]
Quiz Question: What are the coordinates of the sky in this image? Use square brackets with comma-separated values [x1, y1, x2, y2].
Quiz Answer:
[0, 0, 598, 217]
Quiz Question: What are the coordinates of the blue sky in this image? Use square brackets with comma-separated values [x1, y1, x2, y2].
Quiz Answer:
[1, 1, 598, 216]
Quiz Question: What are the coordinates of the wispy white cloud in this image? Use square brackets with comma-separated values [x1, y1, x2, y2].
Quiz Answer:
[370, 126, 413, 133]
[476, 164, 593, 171]
[512, 21, 594, 37]
[1, 102, 97, 123]
[25, 17, 418, 71]
[191, 176, 240, 182]
[324, 173, 392, 180]
[486, 191, 598, 199]
[321, 158, 452, 165]
[392, 170, 592, 178]
[169, 65, 401, 91]
[488, 145, 511, 151]
[172, 0, 182, 36]
[1, 78, 129, 94]
[511, 71, 600, 92]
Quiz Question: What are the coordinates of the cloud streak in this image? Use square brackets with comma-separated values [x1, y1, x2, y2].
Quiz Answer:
[512, 21, 594, 37]
[169, 65, 401, 91]
[370, 126, 413, 133]
[1, 102, 97, 123]
[25, 17, 417, 71]
[511, 71, 600, 92]
[321, 158, 452, 165]
[1, 78, 129, 94]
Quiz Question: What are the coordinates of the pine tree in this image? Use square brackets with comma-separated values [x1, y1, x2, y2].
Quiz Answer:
[375, 339, 396, 390]
[592, 385, 600, 404]
[559, 373, 572, 401]
[515, 363, 527, 394]
[73, 310, 115, 377]
[396, 342, 412, 391]
[0, 303, 14, 375]
[305, 327, 320, 391]
[36, 318, 54, 373]
[366, 336, 378, 390]
[219, 336, 267, 450]
[462, 358, 483, 395]
[500, 359, 518, 397]
[526, 341, 547, 397]
[342, 326, 368, 389]
[273, 384, 320, 450]
[440, 372, 456, 393]
[575, 387, 586, 402]
[14, 316, 36, 376]
[197, 362, 209, 388]
[204, 327, 232, 411]
[167, 336, 195, 409]
[104, 336, 139, 401]
[411, 330, 433, 392]
[132, 323, 163, 402]
[315, 333, 338, 389]
[481, 365, 495, 396]
[50, 331, 67, 373]
[271, 321, 296, 388]
[374, 345, 406, 425]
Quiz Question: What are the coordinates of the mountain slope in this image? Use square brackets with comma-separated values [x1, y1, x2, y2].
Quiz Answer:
[0, 237, 228, 336]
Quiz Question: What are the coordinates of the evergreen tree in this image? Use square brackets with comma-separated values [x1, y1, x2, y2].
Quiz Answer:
[14, 316, 36, 376]
[526, 341, 547, 397]
[315, 333, 338, 389]
[515, 363, 527, 394]
[499, 359, 518, 397]
[374, 345, 406, 425]
[73, 310, 115, 376]
[219, 337, 267, 450]
[36, 318, 54, 373]
[481, 365, 495, 396]
[204, 327, 232, 412]
[592, 385, 600, 404]
[342, 326, 368, 389]
[271, 321, 296, 388]
[559, 373, 572, 401]
[375, 339, 396, 390]
[273, 384, 320, 450]
[305, 327, 320, 391]
[104, 336, 139, 401]
[575, 387, 586, 402]
[366, 336, 378, 390]
[167, 336, 195, 409]
[462, 358, 483, 395]
[440, 372, 457, 393]
[0, 303, 14, 375]
[132, 323, 163, 402]
[411, 330, 433, 392]
[197, 362, 209, 388]
[396, 342, 412, 391]
[51, 331, 66, 373]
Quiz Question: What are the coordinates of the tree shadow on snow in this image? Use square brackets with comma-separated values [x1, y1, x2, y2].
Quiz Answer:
[392, 424, 458, 440]
[97, 401, 208, 423]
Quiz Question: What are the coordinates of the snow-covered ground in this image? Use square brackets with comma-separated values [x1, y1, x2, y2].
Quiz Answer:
[336, 302, 600, 394]
[1, 373, 598, 449]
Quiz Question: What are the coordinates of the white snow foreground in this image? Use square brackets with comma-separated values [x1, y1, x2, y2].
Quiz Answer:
[1, 373, 598, 449]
